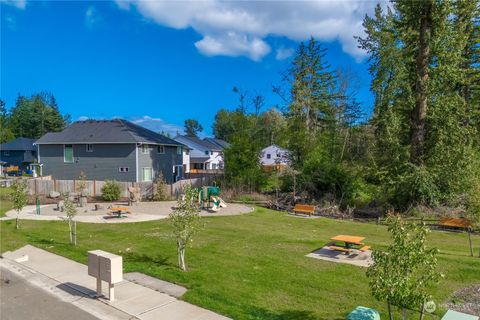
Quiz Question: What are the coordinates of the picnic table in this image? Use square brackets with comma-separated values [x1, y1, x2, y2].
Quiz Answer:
[329, 235, 369, 254]
[109, 207, 131, 218]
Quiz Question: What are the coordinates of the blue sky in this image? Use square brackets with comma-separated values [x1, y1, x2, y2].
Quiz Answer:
[1, 0, 377, 136]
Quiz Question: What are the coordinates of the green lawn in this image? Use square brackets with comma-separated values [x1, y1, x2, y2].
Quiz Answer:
[0, 187, 12, 217]
[1, 207, 479, 319]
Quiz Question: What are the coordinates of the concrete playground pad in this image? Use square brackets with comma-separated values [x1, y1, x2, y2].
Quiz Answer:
[306, 246, 373, 268]
[2, 201, 253, 223]
[1, 245, 230, 320]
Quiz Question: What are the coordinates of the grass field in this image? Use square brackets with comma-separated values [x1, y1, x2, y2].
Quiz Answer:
[1, 207, 479, 319]
[0, 187, 12, 217]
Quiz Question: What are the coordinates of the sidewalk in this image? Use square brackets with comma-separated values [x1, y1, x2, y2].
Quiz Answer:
[1, 245, 229, 320]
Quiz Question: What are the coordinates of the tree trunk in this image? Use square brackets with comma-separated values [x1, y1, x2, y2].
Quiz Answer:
[16, 213, 19, 230]
[420, 302, 425, 320]
[410, 0, 432, 165]
[68, 220, 72, 244]
[387, 301, 393, 320]
[468, 229, 473, 257]
[402, 307, 407, 320]
[73, 221, 77, 246]
[179, 247, 186, 271]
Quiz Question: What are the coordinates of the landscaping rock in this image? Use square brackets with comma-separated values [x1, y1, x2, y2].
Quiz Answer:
[49, 191, 60, 199]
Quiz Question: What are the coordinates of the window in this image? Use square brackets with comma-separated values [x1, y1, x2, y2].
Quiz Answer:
[64, 145, 74, 163]
[157, 145, 165, 154]
[212, 163, 218, 169]
[176, 146, 182, 155]
[185, 149, 189, 155]
[86, 144, 93, 152]
[142, 167, 153, 181]
[3, 151, 9, 156]
[210, 151, 213, 155]
[142, 145, 149, 154]
[266, 154, 271, 159]
[205, 150, 209, 156]
[119, 167, 129, 173]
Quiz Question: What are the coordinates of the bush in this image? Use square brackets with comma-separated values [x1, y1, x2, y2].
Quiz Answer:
[154, 172, 169, 201]
[101, 180, 121, 201]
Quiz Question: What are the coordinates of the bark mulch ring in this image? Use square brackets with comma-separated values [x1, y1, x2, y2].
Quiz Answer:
[442, 284, 480, 317]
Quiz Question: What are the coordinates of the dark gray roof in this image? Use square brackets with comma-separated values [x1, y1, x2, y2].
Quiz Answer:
[203, 138, 229, 149]
[0, 137, 36, 151]
[36, 119, 183, 146]
[177, 135, 224, 151]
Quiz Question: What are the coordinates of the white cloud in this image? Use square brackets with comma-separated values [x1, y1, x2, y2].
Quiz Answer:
[115, 0, 379, 61]
[131, 115, 184, 137]
[275, 47, 294, 60]
[85, 6, 101, 29]
[1, 0, 26, 9]
[77, 116, 89, 121]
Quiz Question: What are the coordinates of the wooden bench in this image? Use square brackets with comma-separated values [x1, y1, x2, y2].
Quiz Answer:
[329, 245, 351, 254]
[359, 245, 370, 252]
[439, 218, 471, 229]
[293, 204, 315, 216]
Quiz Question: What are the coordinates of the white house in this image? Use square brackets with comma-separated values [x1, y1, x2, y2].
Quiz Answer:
[174, 136, 228, 171]
[260, 145, 290, 170]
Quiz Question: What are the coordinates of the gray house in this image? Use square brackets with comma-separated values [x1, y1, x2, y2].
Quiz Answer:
[36, 119, 185, 183]
[0, 137, 37, 172]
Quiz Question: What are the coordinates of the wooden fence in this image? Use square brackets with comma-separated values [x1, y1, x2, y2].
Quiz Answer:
[27, 176, 216, 199]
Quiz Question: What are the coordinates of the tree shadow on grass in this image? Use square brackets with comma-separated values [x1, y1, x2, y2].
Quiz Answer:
[248, 306, 322, 320]
[122, 251, 173, 267]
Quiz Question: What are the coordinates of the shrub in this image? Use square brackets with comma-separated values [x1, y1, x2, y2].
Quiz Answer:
[154, 172, 169, 201]
[101, 180, 121, 201]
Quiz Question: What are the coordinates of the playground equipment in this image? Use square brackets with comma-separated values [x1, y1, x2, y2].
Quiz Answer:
[198, 186, 227, 212]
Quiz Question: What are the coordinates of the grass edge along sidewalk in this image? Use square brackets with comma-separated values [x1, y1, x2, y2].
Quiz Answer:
[1, 207, 480, 319]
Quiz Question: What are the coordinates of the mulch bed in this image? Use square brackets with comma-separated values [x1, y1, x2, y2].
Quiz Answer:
[443, 284, 480, 316]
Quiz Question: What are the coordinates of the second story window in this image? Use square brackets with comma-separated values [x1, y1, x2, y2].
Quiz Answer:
[157, 145, 165, 154]
[177, 146, 182, 155]
[3, 151, 9, 156]
[266, 154, 271, 159]
[64, 144, 74, 163]
[205, 150, 209, 156]
[142, 145, 149, 154]
[86, 144, 93, 152]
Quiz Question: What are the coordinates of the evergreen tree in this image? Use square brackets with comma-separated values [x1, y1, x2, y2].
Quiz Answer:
[184, 119, 203, 137]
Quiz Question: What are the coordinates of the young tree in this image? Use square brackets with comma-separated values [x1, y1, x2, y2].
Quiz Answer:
[170, 185, 201, 271]
[154, 172, 169, 201]
[76, 171, 88, 206]
[10, 179, 28, 230]
[367, 215, 442, 320]
[184, 119, 203, 137]
[63, 195, 78, 245]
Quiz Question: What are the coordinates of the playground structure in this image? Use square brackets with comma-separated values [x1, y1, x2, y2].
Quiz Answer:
[198, 186, 227, 212]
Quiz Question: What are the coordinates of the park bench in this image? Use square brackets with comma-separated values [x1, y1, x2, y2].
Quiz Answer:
[293, 204, 315, 216]
[359, 245, 370, 252]
[439, 218, 471, 229]
[329, 245, 351, 254]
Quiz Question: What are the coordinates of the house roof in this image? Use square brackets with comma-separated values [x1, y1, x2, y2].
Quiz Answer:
[203, 137, 230, 149]
[36, 119, 184, 146]
[175, 135, 228, 152]
[0, 137, 36, 151]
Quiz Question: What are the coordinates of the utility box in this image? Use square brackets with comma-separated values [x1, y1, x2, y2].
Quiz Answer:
[99, 253, 122, 284]
[87, 250, 123, 301]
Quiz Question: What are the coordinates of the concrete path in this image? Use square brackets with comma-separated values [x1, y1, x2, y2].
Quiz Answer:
[1, 202, 253, 223]
[1, 245, 230, 320]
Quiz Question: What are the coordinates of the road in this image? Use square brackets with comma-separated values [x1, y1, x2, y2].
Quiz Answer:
[0, 267, 98, 320]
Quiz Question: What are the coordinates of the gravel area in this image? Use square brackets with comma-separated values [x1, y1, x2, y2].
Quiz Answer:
[443, 284, 480, 316]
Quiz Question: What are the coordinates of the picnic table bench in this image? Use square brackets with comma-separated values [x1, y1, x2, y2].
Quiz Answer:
[329, 235, 369, 254]
[439, 218, 471, 229]
[293, 204, 315, 216]
[109, 207, 131, 218]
